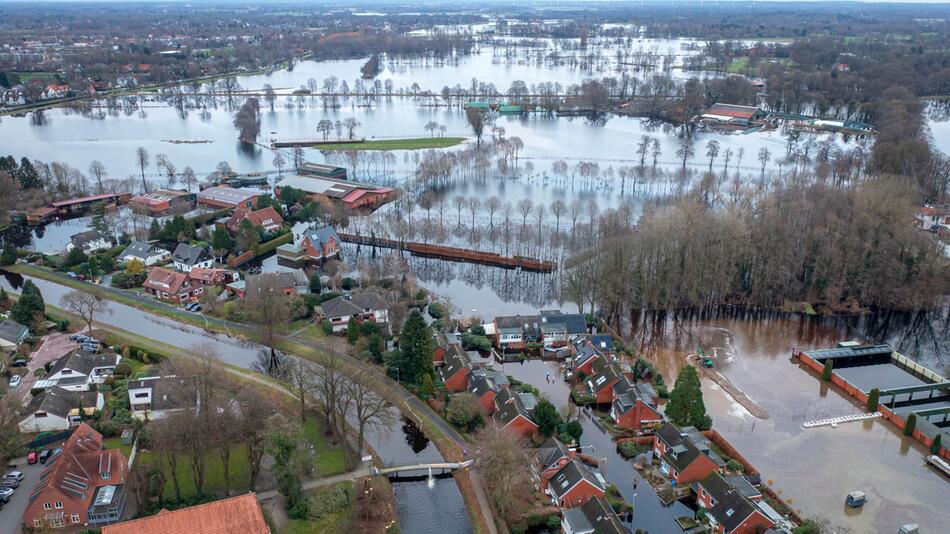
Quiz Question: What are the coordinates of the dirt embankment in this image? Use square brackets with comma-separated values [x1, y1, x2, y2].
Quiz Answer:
[689, 354, 770, 419]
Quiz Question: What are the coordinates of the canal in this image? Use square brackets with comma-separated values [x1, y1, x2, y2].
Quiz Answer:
[0, 272, 472, 534]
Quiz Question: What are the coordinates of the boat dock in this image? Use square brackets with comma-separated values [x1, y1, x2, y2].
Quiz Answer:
[802, 412, 882, 429]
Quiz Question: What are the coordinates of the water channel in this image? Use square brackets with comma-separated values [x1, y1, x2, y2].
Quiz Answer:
[0, 272, 472, 534]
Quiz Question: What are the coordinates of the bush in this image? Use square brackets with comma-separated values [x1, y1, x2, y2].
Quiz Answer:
[114, 362, 132, 377]
[340, 277, 357, 290]
[320, 319, 333, 335]
[726, 458, 744, 473]
[618, 441, 646, 459]
[111, 271, 146, 289]
[656, 385, 669, 398]
[469, 324, 485, 336]
[292, 483, 351, 520]
[867, 388, 880, 412]
[460, 332, 491, 352]
[319, 291, 342, 303]
[821, 359, 834, 381]
[427, 302, 447, 320]
[903, 413, 917, 436]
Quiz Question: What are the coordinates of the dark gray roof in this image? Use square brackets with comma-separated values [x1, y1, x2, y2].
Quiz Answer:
[23, 386, 99, 419]
[0, 319, 29, 343]
[439, 346, 470, 381]
[562, 496, 632, 534]
[539, 311, 587, 334]
[318, 296, 362, 318]
[129, 375, 199, 412]
[549, 458, 605, 500]
[706, 478, 762, 533]
[246, 271, 307, 293]
[573, 339, 602, 367]
[349, 292, 387, 311]
[121, 240, 167, 260]
[172, 243, 211, 266]
[494, 314, 541, 336]
[724, 475, 762, 500]
[48, 350, 118, 378]
[303, 225, 341, 248]
[492, 387, 536, 430]
[802, 344, 893, 361]
[70, 230, 107, 247]
[590, 335, 613, 352]
[537, 437, 570, 469]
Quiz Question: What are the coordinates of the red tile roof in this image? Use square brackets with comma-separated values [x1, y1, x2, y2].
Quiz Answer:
[50, 192, 129, 207]
[227, 207, 284, 231]
[143, 267, 190, 294]
[102, 493, 269, 534]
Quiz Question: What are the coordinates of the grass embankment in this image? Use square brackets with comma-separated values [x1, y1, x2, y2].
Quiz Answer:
[727, 57, 750, 73]
[313, 137, 466, 151]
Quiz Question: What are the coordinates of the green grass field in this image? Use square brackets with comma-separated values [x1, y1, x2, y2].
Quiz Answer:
[11, 72, 60, 83]
[313, 137, 465, 151]
[300, 419, 348, 476]
[727, 57, 750, 74]
[136, 445, 253, 501]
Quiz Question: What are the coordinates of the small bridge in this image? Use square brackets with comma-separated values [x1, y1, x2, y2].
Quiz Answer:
[373, 459, 475, 477]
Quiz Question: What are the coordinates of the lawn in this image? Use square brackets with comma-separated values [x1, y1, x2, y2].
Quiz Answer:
[102, 436, 135, 458]
[727, 57, 749, 73]
[300, 418, 348, 476]
[11, 71, 60, 83]
[290, 320, 327, 344]
[312, 137, 466, 151]
[136, 445, 252, 501]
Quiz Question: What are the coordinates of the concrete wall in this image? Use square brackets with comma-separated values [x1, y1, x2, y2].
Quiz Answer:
[797, 352, 949, 460]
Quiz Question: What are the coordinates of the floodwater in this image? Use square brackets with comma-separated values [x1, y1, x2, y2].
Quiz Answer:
[639, 315, 950, 533]
[0, 272, 471, 533]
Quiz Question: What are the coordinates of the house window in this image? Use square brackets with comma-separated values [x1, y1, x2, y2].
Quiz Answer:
[134, 392, 148, 399]
[35, 412, 47, 418]
[43, 502, 52, 510]
[55, 501, 63, 509]
[34, 519, 42, 527]
[71, 514, 80, 523]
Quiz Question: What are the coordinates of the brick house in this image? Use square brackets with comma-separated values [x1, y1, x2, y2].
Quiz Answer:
[316, 292, 389, 334]
[439, 346, 471, 393]
[225, 206, 284, 233]
[171, 243, 213, 273]
[467, 368, 509, 415]
[276, 225, 342, 265]
[572, 338, 603, 378]
[102, 493, 269, 534]
[22, 423, 128, 529]
[196, 186, 259, 210]
[561, 496, 631, 534]
[586, 359, 622, 405]
[188, 267, 239, 287]
[696, 473, 774, 534]
[653, 423, 724, 485]
[610, 387, 663, 431]
[536, 437, 576, 490]
[128, 189, 195, 216]
[546, 458, 607, 509]
[493, 314, 541, 351]
[143, 267, 201, 304]
[492, 387, 538, 438]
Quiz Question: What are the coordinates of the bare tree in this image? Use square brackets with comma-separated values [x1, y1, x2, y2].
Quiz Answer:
[485, 196, 501, 227]
[180, 166, 197, 191]
[88, 160, 107, 193]
[517, 198, 533, 239]
[465, 107, 486, 145]
[550, 199, 566, 237]
[135, 146, 150, 193]
[346, 369, 395, 458]
[474, 425, 532, 523]
[245, 274, 294, 375]
[273, 152, 286, 177]
[279, 359, 317, 422]
[313, 351, 348, 437]
[263, 83, 276, 111]
[466, 196, 481, 229]
[342, 117, 361, 139]
[60, 290, 109, 333]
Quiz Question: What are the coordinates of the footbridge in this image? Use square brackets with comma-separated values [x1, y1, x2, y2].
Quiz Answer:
[372, 459, 475, 477]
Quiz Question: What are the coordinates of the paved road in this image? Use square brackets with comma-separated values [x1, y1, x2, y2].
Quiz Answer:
[256, 465, 374, 501]
[0, 458, 47, 534]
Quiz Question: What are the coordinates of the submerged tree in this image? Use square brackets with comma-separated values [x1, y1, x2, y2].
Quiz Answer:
[233, 97, 261, 143]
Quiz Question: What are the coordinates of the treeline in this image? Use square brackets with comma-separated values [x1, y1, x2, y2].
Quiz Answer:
[310, 31, 473, 60]
[562, 176, 949, 320]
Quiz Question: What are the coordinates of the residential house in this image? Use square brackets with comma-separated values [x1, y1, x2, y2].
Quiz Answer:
[587, 359, 622, 405]
[536, 437, 576, 490]
[546, 458, 607, 509]
[128, 190, 195, 216]
[316, 293, 389, 333]
[171, 243, 213, 272]
[118, 240, 170, 267]
[561, 496, 632, 534]
[19, 387, 103, 433]
[228, 271, 309, 298]
[276, 225, 342, 265]
[0, 319, 29, 352]
[22, 423, 128, 529]
[610, 383, 662, 431]
[572, 338, 603, 378]
[34, 350, 120, 392]
[467, 368, 509, 414]
[653, 423, 723, 485]
[65, 231, 113, 255]
[143, 267, 201, 304]
[539, 310, 587, 347]
[439, 346, 471, 393]
[297, 162, 347, 180]
[915, 204, 950, 233]
[41, 84, 71, 100]
[493, 314, 541, 351]
[696, 473, 774, 534]
[492, 387, 538, 438]
[432, 331, 463, 366]
[589, 334, 613, 355]
[188, 267, 239, 288]
[196, 186, 259, 209]
[127, 376, 200, 421]
[101, 493, 270, 534]
[225, 207, 284, 233]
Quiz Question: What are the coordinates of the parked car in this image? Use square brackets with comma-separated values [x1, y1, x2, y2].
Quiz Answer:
[81, 343, 100, 353]
[10, 358, 27, 368]
[70, 333, 89, 342]
[27, 451, 38, 465]
[1, 478, 19, 489]
[8, 375, 21, 388]
[38, 450, 52, 464]
[4, 471, 24, 483]
[0, 487, 13, 503]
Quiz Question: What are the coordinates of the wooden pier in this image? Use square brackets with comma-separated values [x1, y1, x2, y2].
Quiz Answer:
[339, 233, 556, 273]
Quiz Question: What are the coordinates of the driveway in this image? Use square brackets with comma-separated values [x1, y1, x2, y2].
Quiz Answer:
[17, 334, 78, 405]
[0, 457, 46, 534]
